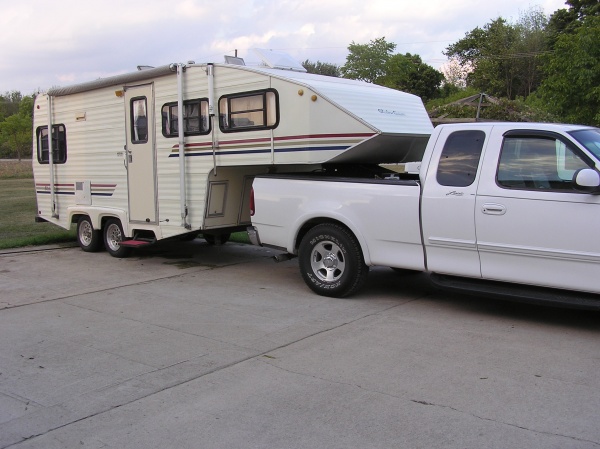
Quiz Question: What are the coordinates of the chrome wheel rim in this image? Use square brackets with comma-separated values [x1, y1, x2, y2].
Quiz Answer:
[106, 223, 122, 252]
[310, 240, 346, 282]
[79, 221, 93, 246]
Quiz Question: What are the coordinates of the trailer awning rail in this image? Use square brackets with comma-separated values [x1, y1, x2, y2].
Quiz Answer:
[47, 65, 175, 97]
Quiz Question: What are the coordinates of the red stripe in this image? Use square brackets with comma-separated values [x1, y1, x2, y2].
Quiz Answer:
[172, 133, 376, 150]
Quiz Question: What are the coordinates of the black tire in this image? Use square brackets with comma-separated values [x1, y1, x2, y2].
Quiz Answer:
[76, 216, 103, 252]
[103, 218, 132, 258]
[298, 223, 368, 298]
[203, 233, 230, 246]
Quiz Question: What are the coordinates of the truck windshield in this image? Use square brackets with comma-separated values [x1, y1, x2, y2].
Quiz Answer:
[569, 128, 600, 161]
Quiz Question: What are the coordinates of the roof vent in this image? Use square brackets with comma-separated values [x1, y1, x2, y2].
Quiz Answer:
[252, 48, 307, 72]
[224, 55, 245, 65]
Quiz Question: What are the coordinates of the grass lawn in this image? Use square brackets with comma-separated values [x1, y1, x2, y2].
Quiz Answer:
[0, 160, 249, 250]
[0, 177, 77, 249]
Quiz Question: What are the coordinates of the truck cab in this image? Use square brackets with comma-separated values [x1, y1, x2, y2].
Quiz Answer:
[421, 123, 600, 294]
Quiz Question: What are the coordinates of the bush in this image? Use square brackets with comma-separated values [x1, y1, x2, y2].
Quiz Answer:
[428, 95, 559, 122]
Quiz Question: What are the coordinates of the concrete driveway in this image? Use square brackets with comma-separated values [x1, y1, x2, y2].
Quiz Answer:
[0, 240, 599, 449]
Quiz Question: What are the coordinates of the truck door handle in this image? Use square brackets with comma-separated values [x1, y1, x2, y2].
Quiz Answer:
[482, 203, 506, 215]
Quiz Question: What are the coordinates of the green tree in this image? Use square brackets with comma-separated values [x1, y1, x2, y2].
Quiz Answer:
[514, 7, 549, 96]
[0, 94, 33, 160]
[341, 37, 396, 83]
[379, 53, 444, 102]
[302, 60, 340, 77]
[445, 18, 519, 98]
[548, 0, 600, 38]
[0, 91, 24, 121]
[444, 9, 550, 99]
[535, 16, 600, 125]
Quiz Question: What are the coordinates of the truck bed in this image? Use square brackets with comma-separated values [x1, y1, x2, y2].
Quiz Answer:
[251, 172, 425, 270]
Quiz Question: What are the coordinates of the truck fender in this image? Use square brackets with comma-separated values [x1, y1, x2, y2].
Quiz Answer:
[288, 211, 373, 266]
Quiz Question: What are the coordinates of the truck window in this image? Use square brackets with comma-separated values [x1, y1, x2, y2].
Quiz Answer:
[497, 136, 590, 191]
[218, 89, 279, 132]
[436, 130, 485, 187]
[568, 128, 600, 160]
[161, 98, 210, 137]
[36, 124, 67, 164]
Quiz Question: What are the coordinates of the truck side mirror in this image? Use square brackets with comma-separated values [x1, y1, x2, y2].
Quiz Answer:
[574, 168, 600, 194]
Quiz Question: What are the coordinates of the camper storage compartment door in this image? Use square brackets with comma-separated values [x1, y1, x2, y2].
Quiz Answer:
[206, 181, 228, 217]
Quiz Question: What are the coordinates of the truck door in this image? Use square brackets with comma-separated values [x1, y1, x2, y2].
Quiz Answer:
[124, 84, 157, 224]
[475, 130, 600, 293]
[420, 128, 487, 277]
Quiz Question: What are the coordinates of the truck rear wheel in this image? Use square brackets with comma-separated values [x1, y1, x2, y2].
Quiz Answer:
[298, 224, 368, 297]
[103, 218, 132, 258]
[77, 216, 102, 252]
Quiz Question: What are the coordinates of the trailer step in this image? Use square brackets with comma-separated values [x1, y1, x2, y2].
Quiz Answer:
[119, 239, 155, 248]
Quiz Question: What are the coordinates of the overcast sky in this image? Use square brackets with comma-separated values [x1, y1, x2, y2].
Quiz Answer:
[1, 0, 568, 94]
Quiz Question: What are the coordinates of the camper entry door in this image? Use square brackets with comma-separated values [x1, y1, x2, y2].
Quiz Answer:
[124, 84, 158, 224]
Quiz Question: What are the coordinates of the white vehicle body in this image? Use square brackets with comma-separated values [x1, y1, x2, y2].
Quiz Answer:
[250, 122, 600, 304]
[32, 59, 432, 255]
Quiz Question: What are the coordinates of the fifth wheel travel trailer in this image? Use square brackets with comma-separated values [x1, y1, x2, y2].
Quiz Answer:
[32, 50, 433, 257]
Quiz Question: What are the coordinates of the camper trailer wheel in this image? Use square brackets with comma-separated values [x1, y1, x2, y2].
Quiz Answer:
[298, 224, 368, 298]
[77, 216, 102, 252]
[103, 218, 132, 258]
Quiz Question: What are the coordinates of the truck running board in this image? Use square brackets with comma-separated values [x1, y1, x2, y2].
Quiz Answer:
[430, 273, 600, 311]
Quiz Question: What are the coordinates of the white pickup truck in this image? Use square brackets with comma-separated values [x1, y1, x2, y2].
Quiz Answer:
[248, 122, 600, 308]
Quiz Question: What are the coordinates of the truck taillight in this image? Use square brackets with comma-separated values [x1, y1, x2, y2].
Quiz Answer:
[250, 187, 255, 216]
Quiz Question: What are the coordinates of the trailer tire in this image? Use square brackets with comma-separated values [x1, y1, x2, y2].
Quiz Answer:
[298, 223, 368, 298]
[76, 216, 103, 252]
[103, 218, 132, 258]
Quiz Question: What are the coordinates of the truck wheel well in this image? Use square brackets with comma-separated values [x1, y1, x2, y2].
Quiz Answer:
[295, 218, 353, 251]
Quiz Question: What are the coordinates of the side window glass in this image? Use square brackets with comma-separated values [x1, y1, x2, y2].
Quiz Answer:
[131, 97, 148, 143]
[161, 99, 210, 137]
[497, 136, 590, 191]
[36, 124, 67, 164]
[219, 89, 279, 132]
[436, 130, 485, 187]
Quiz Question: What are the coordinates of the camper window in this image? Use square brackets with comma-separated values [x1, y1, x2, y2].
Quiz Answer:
[218, 89, 279, 132]
[161, 98, 210, 137]
[131, 97, 148, 143]
[36, 124, 67, 164]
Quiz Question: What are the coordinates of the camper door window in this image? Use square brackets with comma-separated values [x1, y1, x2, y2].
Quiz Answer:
[161, 99, 210, 137]
[219, 89, 279, 132]
[131, 98, 148, 143]
[36, 124, 67, 164]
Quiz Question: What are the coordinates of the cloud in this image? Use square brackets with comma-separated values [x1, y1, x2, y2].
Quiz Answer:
[0, 0, 568, 94]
